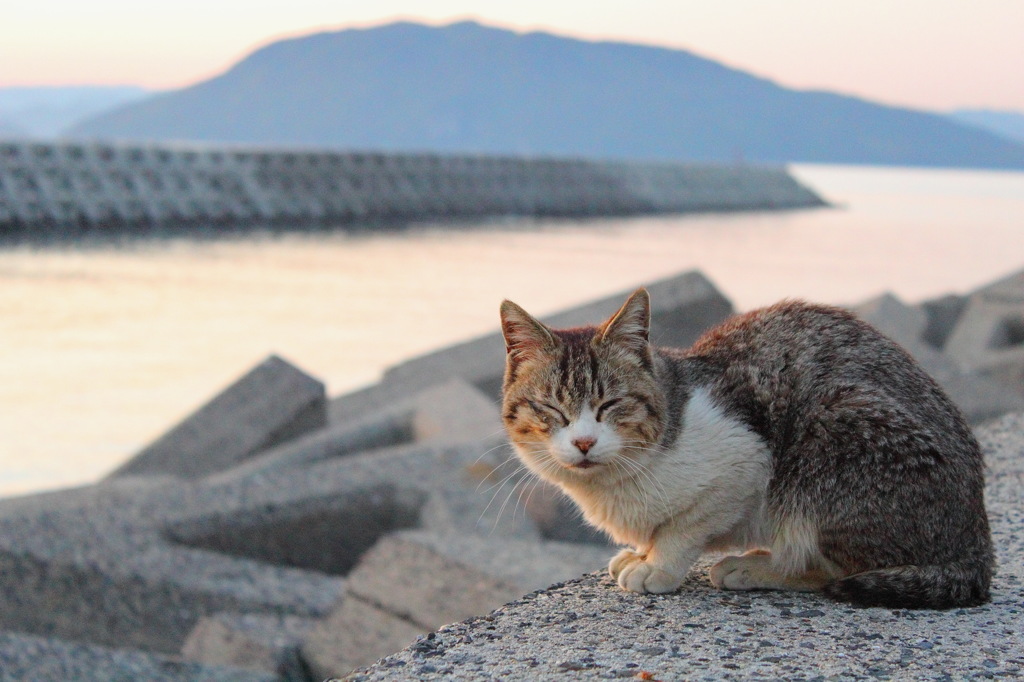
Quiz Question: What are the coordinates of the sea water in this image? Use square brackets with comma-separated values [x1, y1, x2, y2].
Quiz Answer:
[2, 163, 1023, 498]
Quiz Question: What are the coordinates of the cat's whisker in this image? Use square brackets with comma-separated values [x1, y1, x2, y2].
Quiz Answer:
[470, 453, 522, 492]
[515, 468, 551, 523]
[615, 453, 669, 516]
[484, 469, 533, 533]
[608, 457, 653, 521]
[476, 462, 536, 533]
[619, 448, 672, 510]
[618, 439, 675, 456]
[487, 448, 561, 529]
[494, 467, 543, 530]
[476, 460, 528, 496]
[481, 425, 517, 441]
[520, 474, 549, 523]
[469, 439, 519, 468]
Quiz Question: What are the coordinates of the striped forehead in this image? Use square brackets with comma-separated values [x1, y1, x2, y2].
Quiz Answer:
[551, 327, 603, 404]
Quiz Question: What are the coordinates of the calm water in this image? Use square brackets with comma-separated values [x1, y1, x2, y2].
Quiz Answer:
[2, 164, 1024, 498]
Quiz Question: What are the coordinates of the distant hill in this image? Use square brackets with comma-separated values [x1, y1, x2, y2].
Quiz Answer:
[0, 85, 151, 138]
[947, 109, 1024, 145]
[70, 21, 1024, 170]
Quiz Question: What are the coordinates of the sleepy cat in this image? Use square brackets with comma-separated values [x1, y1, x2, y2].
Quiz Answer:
[499, 288, 993, 608]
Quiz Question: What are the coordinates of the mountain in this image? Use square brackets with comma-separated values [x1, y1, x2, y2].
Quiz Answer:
[0, 85, 151, 138]
[947, 109, 1024, 145]
[70, 21, 1024, 169]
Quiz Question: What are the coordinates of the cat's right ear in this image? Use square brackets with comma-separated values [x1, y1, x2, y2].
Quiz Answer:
[500, 300, 557, 374]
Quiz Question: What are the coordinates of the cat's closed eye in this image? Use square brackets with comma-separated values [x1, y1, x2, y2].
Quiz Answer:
[595, 398, 622, 422]
[528, 400, 570, 427]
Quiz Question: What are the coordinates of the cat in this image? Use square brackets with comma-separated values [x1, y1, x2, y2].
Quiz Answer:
[499, 288, 993, 609]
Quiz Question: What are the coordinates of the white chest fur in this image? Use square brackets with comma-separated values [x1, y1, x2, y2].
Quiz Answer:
[563, 387, 773, 550]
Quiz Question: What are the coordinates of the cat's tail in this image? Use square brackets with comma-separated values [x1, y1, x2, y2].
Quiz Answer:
[822, 559, 993, 609]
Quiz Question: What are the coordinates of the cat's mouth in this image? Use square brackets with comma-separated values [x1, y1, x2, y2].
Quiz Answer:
[571, 460, 601, 470]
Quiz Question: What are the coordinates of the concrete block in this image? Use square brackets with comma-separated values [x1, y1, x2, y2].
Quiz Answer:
[0, 631, 277, 682]
[300, 595, 426, 680]
[853, 292, 928, 348]
[852, 290, 1024, 424]
[454, 440, 610, 546]
[205, 408, 416, 482]
[109, 354, 326, 479]
[974, 266, 1024, 301]
[344, 530, 608, 631]
[382, 270, 734, 401]
[0, 476, 178, 521]
[0, 446, 448, 656]
[419, 438, 543, 542]
[166, 481, 427, 577]
[228, 378, 496, 481]
[301, 529, 608, 677]
[921, 293, 968, 350]
[0, 431, 545, 658]
[944, 268, 1024, 390]
[410, 379, 502, 443]
[181, 612, 314, 682]
[2, 141, 827, 233]
[0, 514, 343, 655]
[327, 380, 413, 426]
[937, 369, 1024, 424]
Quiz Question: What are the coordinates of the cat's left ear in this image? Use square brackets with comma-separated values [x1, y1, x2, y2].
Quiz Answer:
[597, 288, 651, 352]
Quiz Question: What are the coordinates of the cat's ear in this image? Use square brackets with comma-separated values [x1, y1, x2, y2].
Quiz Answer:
[500, 300, 557, 370]
[597, 288, 651, 351]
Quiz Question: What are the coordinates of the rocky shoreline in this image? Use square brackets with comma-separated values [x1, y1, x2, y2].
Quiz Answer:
[1, 267, 1022, 680]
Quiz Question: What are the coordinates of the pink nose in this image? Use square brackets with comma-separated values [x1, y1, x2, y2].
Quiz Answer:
[573, 437, 597, 454]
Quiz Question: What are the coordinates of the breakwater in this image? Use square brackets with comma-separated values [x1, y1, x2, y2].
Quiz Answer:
[0, 140, 824, 234]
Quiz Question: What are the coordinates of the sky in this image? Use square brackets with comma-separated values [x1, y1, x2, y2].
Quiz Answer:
[1, 0, 1022, 113]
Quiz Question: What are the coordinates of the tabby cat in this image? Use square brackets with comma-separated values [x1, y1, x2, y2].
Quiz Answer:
[499, 289, 993, 608]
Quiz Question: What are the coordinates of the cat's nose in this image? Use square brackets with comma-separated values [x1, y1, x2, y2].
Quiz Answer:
[573, 437, 597, 454]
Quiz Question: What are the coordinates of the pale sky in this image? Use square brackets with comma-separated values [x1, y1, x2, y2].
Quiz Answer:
[2, 0, 1022, 112]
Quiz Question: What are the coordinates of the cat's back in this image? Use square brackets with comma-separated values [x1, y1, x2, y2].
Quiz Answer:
[687, 299, 896, 366]
[677, 300, 977, 456]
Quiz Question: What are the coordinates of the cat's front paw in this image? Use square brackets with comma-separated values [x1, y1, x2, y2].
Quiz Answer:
[608, 548, 642, 579]
[609, 549, 681, 594]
